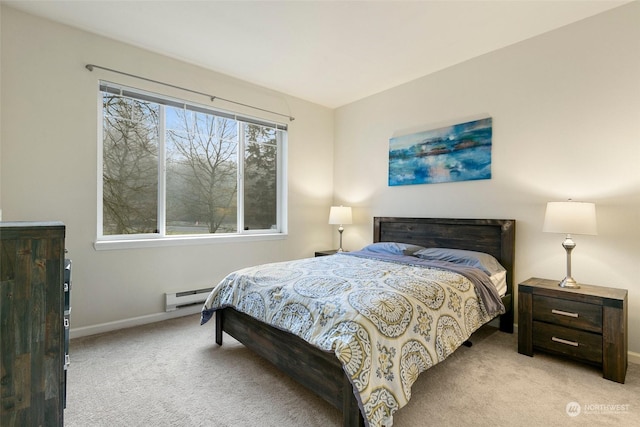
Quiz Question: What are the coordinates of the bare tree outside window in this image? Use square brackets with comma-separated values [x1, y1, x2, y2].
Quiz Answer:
[102, 95, 158, 235]
[100, 83, 285, 240]
[166, 108, 239, 234]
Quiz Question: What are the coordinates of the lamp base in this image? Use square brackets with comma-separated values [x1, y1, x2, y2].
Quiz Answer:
[559, 236, 580, 288]
[558, 276, 580, 289]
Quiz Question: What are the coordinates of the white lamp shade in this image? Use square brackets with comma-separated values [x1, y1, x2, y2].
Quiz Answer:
[329, 206, 352, 225]
[543, 201, 597, 235]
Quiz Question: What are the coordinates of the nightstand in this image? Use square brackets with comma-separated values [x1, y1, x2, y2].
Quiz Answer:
[314, 249, 338, 257]
[518, 277, 628, 383]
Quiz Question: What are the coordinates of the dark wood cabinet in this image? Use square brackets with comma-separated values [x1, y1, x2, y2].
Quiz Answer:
[1, 222, 66, 425]
[518, 277, 627, 383]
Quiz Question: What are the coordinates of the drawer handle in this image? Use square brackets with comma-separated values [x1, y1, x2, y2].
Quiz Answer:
[552, 336, 579, 347]
[551, 309, 578, 318]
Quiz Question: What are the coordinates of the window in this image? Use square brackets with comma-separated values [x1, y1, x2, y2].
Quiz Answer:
[98, 82, 286, 244]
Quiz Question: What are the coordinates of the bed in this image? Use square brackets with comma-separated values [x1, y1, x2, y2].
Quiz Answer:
[201, 217, 515, 427]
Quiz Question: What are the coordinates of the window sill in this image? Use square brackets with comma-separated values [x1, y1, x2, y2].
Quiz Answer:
[94, 232, 287, 251]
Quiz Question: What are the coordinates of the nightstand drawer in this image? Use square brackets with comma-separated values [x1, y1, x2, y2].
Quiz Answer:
[532, 295, 602, 333]
[519, 277, 627, 383]
[532, 321, 602, 364]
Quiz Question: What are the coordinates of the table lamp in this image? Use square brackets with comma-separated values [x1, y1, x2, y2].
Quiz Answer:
[543, 200, 597, 288]
[328, 206, 352, 252]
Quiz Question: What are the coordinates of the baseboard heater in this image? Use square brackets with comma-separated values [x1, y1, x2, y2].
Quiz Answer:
[165, 287, 213, 312]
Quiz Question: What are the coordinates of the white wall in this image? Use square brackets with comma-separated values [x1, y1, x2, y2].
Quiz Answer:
[2, 3, 639, 358]
[333, 3, 640, 355]
[0, 7, 335, 334]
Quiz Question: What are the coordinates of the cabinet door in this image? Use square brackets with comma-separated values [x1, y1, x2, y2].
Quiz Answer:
[1, 223, 65, 426]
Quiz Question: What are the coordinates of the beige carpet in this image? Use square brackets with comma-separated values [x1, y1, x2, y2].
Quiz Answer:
[65, 314, 639, 427]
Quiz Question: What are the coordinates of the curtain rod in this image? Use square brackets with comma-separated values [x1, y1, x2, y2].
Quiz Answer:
[85, 64, 295, 122]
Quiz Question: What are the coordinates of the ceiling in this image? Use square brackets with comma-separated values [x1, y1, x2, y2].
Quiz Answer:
[3, 0, 629, 108]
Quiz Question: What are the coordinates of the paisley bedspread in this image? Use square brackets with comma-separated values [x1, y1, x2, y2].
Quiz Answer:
[201, 252, 505, 427]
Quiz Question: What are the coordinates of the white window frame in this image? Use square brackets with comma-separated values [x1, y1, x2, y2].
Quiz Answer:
[95, 82, 288, 250]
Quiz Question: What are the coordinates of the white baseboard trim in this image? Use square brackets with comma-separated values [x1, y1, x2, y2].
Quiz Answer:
[69, 305, 201, 339]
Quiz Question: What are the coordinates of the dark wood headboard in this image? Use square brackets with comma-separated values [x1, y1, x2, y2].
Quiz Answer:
[373, 217, 516, 331]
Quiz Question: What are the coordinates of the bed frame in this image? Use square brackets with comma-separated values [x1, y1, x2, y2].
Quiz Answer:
[214, 217, 515, 426]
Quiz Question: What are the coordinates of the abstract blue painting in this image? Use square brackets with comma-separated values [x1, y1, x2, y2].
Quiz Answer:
[389, 117, 492, 186]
